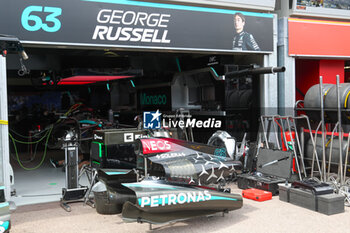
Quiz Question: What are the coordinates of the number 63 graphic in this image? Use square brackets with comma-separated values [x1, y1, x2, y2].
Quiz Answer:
[21, 6, 62, 32]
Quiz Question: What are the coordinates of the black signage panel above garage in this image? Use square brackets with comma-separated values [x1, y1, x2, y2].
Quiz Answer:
[0, 0, 274, 53]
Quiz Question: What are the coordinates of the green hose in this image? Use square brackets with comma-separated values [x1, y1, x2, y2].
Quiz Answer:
[10, 126, 53, 171]
[9, 128, 51, 144]
[10, 128, 49, 139]
[9, 103, 83, 170]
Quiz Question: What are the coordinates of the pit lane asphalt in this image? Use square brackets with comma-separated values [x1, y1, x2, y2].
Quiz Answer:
[11, 184, 350, 233]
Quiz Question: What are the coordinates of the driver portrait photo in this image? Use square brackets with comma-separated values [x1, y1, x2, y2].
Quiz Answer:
[232, 12, 260, 51]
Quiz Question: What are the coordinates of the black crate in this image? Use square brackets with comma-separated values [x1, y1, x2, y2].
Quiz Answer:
[237, 173, 285, 195]
[278, 183, 291, 202]
[318, 193, 344, 215]
[289, 187, 317, 211]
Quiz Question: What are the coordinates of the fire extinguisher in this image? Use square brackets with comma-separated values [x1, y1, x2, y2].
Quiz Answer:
[281, 130, 297, 172]
[274, 119, 298, 172]
[281, 131, 295, 151]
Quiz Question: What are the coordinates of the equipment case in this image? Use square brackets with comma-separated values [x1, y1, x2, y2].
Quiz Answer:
[237, 148, 293, 195]
[237, 173, 284, 195]
[318, 193, 344, 215]
[280, 180, 345, 215]
[242, 188, 272, 202]
[281, 182, 345, 215]
[289, 187, 317, 211]
[278, 183, 291, 202]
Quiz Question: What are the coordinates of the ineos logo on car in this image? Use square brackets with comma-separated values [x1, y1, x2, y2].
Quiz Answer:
[141, 139, 172, 154]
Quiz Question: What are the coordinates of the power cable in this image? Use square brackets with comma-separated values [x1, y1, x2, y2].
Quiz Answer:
[10, 126, 53, 171]
[9, 103, 84, 170]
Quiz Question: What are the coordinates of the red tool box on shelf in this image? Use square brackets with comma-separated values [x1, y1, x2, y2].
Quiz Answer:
[242, 188, 272, 202]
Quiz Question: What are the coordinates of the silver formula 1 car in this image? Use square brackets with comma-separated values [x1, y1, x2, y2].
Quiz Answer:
[95, 137, 243, 224]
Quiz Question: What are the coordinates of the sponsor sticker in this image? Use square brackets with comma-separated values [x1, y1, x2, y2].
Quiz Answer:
[139, 190, 211, 207]
[141, 139, 172, 154]
[93, 134, 103, 140]
[124, 132, 134, 142]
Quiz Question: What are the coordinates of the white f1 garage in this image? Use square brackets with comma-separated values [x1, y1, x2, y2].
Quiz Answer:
[0, 0, 278, 207]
